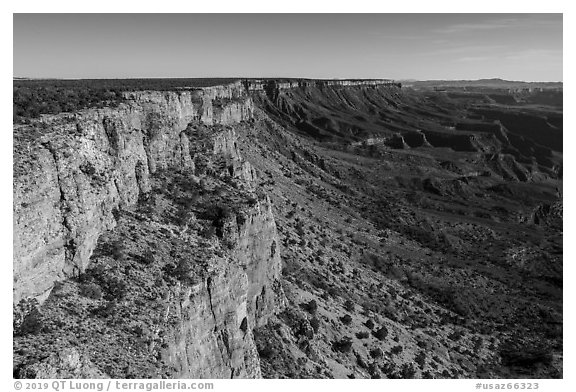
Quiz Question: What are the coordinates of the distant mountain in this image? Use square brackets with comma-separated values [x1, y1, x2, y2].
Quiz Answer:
[407, 78, 562, 89]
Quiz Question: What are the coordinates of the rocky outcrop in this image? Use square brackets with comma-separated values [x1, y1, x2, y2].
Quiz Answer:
[485, 153, 532, 182]
[385, 134, 410, 149]
[246, 79, 401, 102]
[530, 201, 563, 227]
[14, 174, 284, 380]
[163, 196, 284, 378]
[244, 78, 400, 93]
[14, 83, 287, 379]
[14, 87, 255, 302]
[231, 197, 285, 326]
[420, 130, 481, 152]
[185, 123, 257, 184]
[403, 130, 433, 148]
[18, 348, 108, 379]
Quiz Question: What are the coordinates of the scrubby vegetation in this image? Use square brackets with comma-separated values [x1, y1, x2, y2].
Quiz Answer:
[13, 78, 239, 123]
[14, 80, 562, 379]
[247, 82, 562, 379]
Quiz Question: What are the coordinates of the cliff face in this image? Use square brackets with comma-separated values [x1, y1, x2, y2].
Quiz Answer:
[14, 84, 286, 379]
[14, 87, 254, 302]
[244, 78, 400, 92]
[163, 196, 284, 378]
[14, 79, 563, 380]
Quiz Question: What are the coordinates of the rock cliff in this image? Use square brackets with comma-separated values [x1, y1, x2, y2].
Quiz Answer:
[14, 86, 254, 302]
[14, 78, 562, 380]
[14, 84, 283, 378]
[162, 196, 284, 378]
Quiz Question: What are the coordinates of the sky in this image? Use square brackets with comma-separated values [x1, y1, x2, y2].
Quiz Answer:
[13, 14, 563, 81]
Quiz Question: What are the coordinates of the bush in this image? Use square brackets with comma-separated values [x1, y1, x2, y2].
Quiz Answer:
[302, 299, 318, 314]
[333, 337, 353, 353]
[310, 316, 320, 333]
[400, 363, 416, 379]
[356, 355, 368, 369]
[80, 282, 103, 300]
[163, 258, 199, 286]
[340, 314, 353, 325]
[369, 347, 383, 359]
[139, 250, 156, 266]
[448, 330, 464, 342]
[415, 351, 427, 368]
[104, 276, 128, 300]
[83, 264, 128, 300]
[344, 299, 355, 312]
[326, 287, 340, 299]
[368, 362, 381, 379]
[390, 345, 403, 355]
[111, 207, 121, 221]
[257, 345, 275, 359]
[13, 298, 39, 330]
[373, 326, 388, 341]
[355, 331, 370, 339]
[365, 319, 375, 330]
[18, 308, 44, 335]
[111, 241, 125, 260]
[380, 361, 396, 377]
[90, 301, 117, 318]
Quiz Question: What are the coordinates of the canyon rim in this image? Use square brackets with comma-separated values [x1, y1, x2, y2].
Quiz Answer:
[12, 12, 563, 383]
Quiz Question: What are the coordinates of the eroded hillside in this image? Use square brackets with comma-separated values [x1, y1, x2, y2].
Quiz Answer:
[13, 80, 562, 379]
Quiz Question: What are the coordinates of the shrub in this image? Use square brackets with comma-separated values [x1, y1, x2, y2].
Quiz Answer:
[400, 363, 416, 379]
[13, 298, 39, 330]
[79, 162, 97, 176]
[80, 282, 103, 300]
[355, 331, 370, 339]
[111, 207, 121, 221]
[340, 314, 353, 325]
[382, 306, 398, 322]
[356, 355, 368, 369]
[18, 307, 44, 335]
[137, 250, 156, 266]
[310, 316, 320, 333]
[344, 299, 355, 312]
[415, 351, 427, 368]
[373, 326, 389, 341]
[380, 361, 396, 377]
[326, 287, 340, 298]
[302, 299, 318, 314]
[368, 362, 381, 379]
[83, 264, 128, 300]
[90, 301, 117, 318]
[365, 319, 375, 330]
[370, 347, 383, 359]
[111, 241, 125, 260]
[333, 337, 353, 353]
[448, 330, 464, 342]
[163, 259, 199, 286]
[390, 345, 403, 355]
[257, 345, 275, 359]
[105, 276, 128, 300]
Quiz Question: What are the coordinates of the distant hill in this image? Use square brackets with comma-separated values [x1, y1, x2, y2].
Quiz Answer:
[407, 78, 562, 90]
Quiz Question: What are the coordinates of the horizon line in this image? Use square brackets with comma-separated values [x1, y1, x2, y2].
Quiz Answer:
[13, 76, 564, 83]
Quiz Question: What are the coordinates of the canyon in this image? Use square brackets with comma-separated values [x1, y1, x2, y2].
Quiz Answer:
[13, 79, 562, 379]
